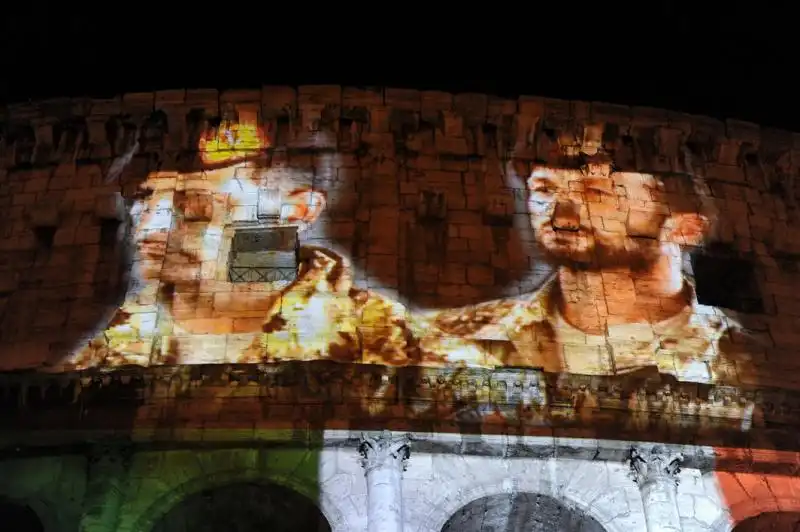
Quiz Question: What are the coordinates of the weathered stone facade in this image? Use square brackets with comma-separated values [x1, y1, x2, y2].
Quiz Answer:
[1, 86, 800, 530]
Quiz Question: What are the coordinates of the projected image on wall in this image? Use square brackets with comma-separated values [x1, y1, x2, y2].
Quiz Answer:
[63, 119, 755, 396]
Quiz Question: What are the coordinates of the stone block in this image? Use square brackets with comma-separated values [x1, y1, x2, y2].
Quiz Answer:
[261, 86, 296, 118]
[631, 105, 670, 128]
[220, 89, 261, 104]
[7, 103, 40, 122]
[122, 92, 155, 114]
[155, 89, 186, 106]
[298, 85, 342, 105]
[29, 204, 60, 228]
[384, 88, 420, 111]
[592, 102, 631, 128]
[421, 91, 453, 112]
[94, 192, 126, 221]
[343, 86, 383, 107]
[454, 93, 488, 125]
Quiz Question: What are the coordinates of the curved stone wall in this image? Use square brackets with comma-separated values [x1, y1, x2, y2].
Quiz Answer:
[2, 87, 800, 532]
[1, 86, 800, 377]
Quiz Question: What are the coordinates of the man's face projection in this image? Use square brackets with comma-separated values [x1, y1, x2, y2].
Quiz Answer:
[130, 166, 246, 290]
[527, 167, 673, 270]
[129, 168, 326, 306]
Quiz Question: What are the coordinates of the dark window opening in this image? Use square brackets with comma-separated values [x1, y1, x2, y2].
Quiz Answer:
[691, 253, 763, 313]
[12, 125, 35, 167]
[33, 227, 56, 248]
[339, 117, 354, 130]
[603, 123, 620, 144]
[228, 226, 299, 283]
[275, 115, 291, 146]
[417, 190, 447, 223]
[99, 219, 122, 247]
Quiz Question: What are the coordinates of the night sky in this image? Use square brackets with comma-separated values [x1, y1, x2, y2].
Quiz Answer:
[1, 4, 792, 129]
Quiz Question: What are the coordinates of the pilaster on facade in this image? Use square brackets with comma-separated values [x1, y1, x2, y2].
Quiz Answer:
[629, 445, 684, 532]
[359, 431, 411, 532]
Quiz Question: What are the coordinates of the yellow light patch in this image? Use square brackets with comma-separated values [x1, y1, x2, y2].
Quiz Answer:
[199, 121, 266, 165]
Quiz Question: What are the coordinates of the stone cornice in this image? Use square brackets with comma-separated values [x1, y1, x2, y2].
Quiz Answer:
[0, 362, 798, 452]
[0, 85, 798, 206]
[3, 429, 800, 476]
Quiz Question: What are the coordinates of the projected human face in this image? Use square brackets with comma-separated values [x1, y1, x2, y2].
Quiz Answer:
[527, 167, 667, 269]
[127, 118, 325, 296]
[130, 165, 256, 289]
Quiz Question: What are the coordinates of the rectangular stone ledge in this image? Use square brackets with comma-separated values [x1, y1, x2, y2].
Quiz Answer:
[89, 97, 122, 117]
[727, 119, 762, 144]
[0, 363, 798, 444]
[155, 90, 186, 105]
[122, 92, 155, 112]
[1, 427, 797, 477]
[5, 86, 800, 174]
[343, 87, 384, 108]
[298, 85, 342, 106]
[0, 86, 795, 137]
[221, 89, 262, 104]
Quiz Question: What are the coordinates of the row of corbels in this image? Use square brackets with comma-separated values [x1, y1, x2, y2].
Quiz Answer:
[0, 362, 783, 397]
[25, 192, 127, 244]
[0, 96, 799, 186]
[2, 86, 797, 140]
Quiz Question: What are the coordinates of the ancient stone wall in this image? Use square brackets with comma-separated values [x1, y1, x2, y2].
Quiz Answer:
[2, 86, 800, 531]
[1, 86, 800, 377]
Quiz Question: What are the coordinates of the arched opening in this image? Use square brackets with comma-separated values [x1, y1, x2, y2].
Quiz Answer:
[441, 492, 607, 532]
[733, 511, 800, 531]
[0, 499, 44, 532]
[149, 481, 330, 532]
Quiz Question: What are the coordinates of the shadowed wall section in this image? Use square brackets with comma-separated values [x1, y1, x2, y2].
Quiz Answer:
[0, 498, 44, 532]
[149, 482, 331, 532]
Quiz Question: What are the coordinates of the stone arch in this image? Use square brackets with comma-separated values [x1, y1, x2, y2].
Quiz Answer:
[127, 468, 348, 532]
[420, 477, 628, 532]
[731, 511, 800, 531]
[0, 491, 64, 532]
[0, 497, 44, 532]
[710, 497, 800, 531]
[0, 456, 85, 532]
[440, 491, 608, 531]
[148, 481, 330, 531]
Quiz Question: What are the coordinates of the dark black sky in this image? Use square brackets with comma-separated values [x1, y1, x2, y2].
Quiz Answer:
[1, 4, 793, 129]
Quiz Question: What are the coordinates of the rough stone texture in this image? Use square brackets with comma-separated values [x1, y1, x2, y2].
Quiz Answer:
[1, 86, 800, 378]
[2, 86, 800, 531]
